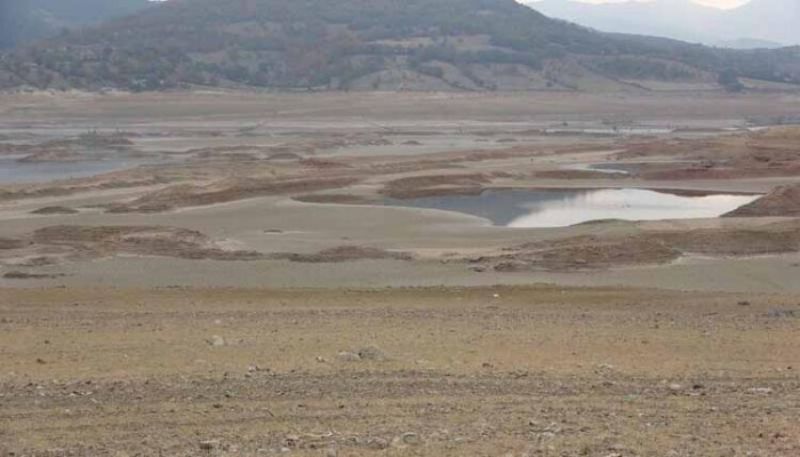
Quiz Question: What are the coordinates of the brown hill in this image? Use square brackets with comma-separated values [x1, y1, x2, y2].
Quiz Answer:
[1, 0, 799, 92]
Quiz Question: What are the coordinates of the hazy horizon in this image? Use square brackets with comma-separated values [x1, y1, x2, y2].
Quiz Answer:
[528, 0, 751, 9]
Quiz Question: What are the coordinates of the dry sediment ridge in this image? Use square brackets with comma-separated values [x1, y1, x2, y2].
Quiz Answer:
[24, 225, 263, 261]
[615, 126, 800, 180]
[468, 219, 800, 272]
[106, 176, 360, 213]
[0, 225, 417, 272]
[725, 184, 800, 217]
[270, 246, 414, 263]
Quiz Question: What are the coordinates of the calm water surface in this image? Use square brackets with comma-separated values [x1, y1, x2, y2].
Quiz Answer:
[0, 157, 157, 184]
[386, 188, 760, 228]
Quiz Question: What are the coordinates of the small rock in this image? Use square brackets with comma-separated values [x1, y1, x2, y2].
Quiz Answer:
[401, 432, 421, 445]
[336, 351, 360, 362]
[366, 437, 389, 450]
[207, 335, 226, 347]
[668, 383, 683, 393]
[737, 301, 751, 306]
[765, 309, 797, 319]
[357, 346, 387, 361]
[285, 434, 301, 447]
[494, 261, 526, 272]
[748, 387, 773, 395]
[199, 440, 220, 451]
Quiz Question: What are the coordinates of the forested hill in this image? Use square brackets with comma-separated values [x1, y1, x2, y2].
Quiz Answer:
[0, 0, 152, 49]
[1, 0, 799, 92]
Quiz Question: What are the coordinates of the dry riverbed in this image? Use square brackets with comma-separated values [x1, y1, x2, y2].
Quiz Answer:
[2, 91, 800, 455]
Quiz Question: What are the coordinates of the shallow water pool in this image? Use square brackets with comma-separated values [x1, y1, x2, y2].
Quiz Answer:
[386, 188, 760, 228]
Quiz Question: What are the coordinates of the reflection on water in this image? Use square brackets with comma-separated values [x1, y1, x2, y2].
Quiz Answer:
[386, 188, 760, 228]
[0, 157, 154, 184]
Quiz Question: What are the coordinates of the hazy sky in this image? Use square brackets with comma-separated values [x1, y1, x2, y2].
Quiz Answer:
[561, 0, 750, 9]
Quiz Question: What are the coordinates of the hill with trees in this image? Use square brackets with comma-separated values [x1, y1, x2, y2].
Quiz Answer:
[1, 0, 799, 92]
[0, 0, 152, 49]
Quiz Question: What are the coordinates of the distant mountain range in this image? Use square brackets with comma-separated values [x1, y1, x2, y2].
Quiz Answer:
[527, 0, 799, 48]
[0, 0, 153, 49]
[1, 0, 800, 92]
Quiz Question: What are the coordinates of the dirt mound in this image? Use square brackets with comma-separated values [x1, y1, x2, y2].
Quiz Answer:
[266, 152, 303, 161]
[381, 173, 490, 199]
[479, 221, 800, 272]
[534, 170, 626, 180]
[299, 158, 351, 169]
[8, 132, 136, 163]
[724, 184, 800, 217]
[0, 238, 29, 250]
[30, 206, 79, 215]
[107, 176, 359, 213]
[490, 235, 681, 272]
[3, 271, 65, 280]
[272, 246, 412, 263]
[617, 127, 800, 180]
[655, 222, 800, 255]
[293, 194, 372, 204]
[640, 166, 800, 181]
[31, 226, 263, 261]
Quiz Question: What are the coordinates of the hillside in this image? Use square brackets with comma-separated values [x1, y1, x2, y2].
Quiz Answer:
[529, 0, 799, 48]
[0, 0, 153, 49]
[1, 0, 800, 92]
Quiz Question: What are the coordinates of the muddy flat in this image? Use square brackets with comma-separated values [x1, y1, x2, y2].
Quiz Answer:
[1, 91, 800, 455]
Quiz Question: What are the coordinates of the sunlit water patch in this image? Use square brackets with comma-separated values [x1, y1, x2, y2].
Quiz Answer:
[0, 157, 159, 184]
[386, 188, 760, 228]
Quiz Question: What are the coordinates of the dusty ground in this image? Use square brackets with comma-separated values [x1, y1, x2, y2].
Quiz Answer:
[1, 91, 800, 455]
[1, 286, 799, 456]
